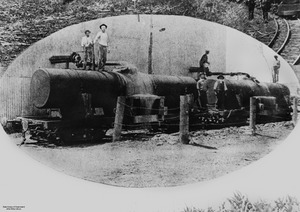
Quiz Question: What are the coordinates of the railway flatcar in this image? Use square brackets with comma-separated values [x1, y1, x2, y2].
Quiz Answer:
[277, 0, 300, 16]
[10, 61, 291, 145]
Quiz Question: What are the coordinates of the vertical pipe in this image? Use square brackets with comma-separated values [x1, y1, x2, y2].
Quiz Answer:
[112, 96, 126, 142]
[293, 97, 298, 126]
[179, 95, 189, 144]
[250, 97, 257, 135]
[148, 15, 153, 74]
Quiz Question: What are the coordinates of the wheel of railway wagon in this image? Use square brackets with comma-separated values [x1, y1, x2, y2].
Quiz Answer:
[150, 123, 160, 132]
[165, 123, 179, 133]
[54, 136, 65, 146]
[53, 129, 68, 146]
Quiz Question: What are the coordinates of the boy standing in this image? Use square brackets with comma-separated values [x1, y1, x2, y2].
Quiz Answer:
[272, 55, 281, 83]
[94, 24, 109, 71]
[81, 30, 93, 70]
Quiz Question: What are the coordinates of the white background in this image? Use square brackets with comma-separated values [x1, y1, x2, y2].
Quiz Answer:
[0, 122, 300, 212]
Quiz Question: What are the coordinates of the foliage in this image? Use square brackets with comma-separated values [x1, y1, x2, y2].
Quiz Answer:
[183, 193, 300, 212]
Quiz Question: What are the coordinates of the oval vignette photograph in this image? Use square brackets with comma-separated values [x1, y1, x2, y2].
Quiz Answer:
[0, 0, 300, 188]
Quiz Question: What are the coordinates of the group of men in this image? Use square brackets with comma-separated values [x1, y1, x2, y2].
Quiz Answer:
[81, 24, 109, 71]
[196, 51, 281, 111]
[246, 0, 271, 22]
[197, 73, 228, 111]
[81, 23, 281, 111]
[196, 50, 228, 110]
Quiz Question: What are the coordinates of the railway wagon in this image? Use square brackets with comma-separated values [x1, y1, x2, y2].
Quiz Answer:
[15, 63, 292, 145]
[277, 0, 300, 16]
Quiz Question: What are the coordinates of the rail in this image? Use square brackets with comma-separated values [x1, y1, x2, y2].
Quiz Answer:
[267, 17, 279, 47]
[292, 18, 300, 65]
[276, 18, 291, 54]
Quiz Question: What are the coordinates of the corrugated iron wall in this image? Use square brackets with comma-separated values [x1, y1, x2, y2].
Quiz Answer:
[0, 76, 32, 119]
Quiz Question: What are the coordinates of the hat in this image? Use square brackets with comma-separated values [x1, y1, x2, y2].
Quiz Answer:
[85, 30, 91, 34]
[199, 73, 206, 79]
[217, 75, 225, 79]
[205, 50, 210, 53]
[274, 55, 278, 58]
[99, 24, 108, 29]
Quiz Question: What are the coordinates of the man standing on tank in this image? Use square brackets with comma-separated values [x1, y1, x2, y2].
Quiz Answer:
[81, 30, 93, 70]
[246, 0, 255, 20]
[94, 24, 109, 71]
[199, 50, 210, 78]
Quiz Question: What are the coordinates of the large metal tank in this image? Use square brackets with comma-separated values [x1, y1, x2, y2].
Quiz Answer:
[203, 78, 291, 110]
[31, 68, 127, 117]
[30, 67, 197, 118]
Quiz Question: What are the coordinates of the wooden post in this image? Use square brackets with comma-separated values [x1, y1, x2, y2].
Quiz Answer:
[249, 97, 257, 135]
[293, 97, 298, 126]
[113, 96, 126, 142]
[179, 95, 190, 144]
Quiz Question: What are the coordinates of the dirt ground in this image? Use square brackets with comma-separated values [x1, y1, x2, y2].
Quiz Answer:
[8, 121, 294, 188]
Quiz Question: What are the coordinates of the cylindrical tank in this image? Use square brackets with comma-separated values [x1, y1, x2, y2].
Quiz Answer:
[31, 68, 290, 118]
[30, 68, 197, 117]
[151, 74, 197, 108]
[203, 78, 291, 109]
[30, 69, 127, 115]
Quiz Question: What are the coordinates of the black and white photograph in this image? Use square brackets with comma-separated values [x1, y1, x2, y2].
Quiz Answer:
[1, 0, 300, 211]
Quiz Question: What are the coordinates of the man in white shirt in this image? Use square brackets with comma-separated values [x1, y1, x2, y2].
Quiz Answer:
[272, 55, 280, 83]
[214, 75, 228, 110]
[81, 30, 93, 70]
[94, 24, 109, 71]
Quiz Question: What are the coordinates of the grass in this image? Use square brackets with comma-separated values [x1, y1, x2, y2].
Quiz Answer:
[183, 193, 300, 212]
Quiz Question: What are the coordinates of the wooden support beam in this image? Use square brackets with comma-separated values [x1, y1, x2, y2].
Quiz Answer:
[293, 97, 298, 126]
[249, 97, 257, 135]
[112, 96, 126, 142]
[179, 95, 190, 144]
[133, 115, 159, 123]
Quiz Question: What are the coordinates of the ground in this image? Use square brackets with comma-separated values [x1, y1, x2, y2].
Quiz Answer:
[9, 121, 294, 187]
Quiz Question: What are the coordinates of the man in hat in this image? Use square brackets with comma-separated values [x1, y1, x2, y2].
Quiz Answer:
[246, 0, 255, 20]
[199, 50, 210, 78]
[272, 55, 280, 83]
[196, 73, 208, 109]
[214, 75, 228, 110]
[81, 29, 94, 70]
[260, 0, 270, 22]
[94, 24, 109, 71]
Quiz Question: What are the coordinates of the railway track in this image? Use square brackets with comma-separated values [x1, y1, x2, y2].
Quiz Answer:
[269, 18, 300, 65]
